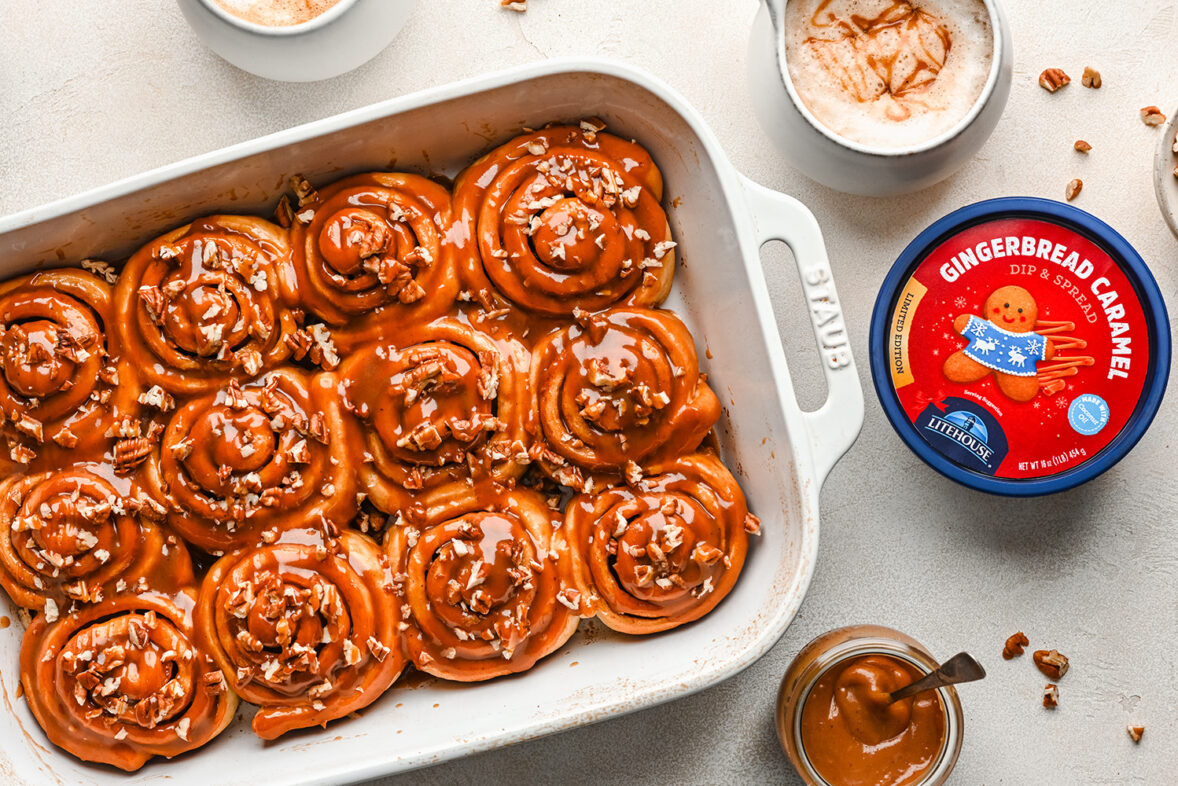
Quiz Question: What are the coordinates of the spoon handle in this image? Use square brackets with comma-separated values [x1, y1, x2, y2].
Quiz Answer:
[888, 652, 986, 704]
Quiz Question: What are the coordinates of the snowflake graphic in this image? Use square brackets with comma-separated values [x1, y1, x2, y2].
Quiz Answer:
[954, 296, 968, 309]
[968, 320, 988, 338]
[1033, 400, 1041, 409]
[1055, 396, 1069, 409]
[932, 348, 940, 356]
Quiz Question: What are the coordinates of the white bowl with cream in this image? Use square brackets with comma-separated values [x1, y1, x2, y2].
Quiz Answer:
[177, 0, 416, 82]
[748, 0, 1012, 196]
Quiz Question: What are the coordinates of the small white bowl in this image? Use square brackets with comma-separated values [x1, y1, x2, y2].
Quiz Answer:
[747, 0, 1013, 197]
[177, 0, 416, 82]
[1152, 107, 1178, 238]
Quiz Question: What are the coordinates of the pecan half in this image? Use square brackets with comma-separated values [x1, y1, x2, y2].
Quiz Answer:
[1033, 649, 1069, 680]
[1038, 68, 1070, 93]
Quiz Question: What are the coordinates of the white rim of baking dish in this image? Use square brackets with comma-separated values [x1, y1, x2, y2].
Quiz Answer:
[0, 57, 862, 783]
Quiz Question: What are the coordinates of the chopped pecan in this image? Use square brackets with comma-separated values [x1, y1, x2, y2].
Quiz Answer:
[1042, 683, 1059, 708]
[1074, 139, 1092, 153]
[1065, 178, 1083, 201]
[1002, 631, 1029, 660]
[1080, 66, 1101, 89]
[1033, 649, 1069, 680]
[114, 437, 152, 474]
[1038, 68, 1070, 93]
[1141, 106, 1167, 126]
[1127, 724, 1144, 743]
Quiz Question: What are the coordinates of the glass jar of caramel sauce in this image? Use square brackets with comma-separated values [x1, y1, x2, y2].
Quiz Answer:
[777, 626, 964, 786]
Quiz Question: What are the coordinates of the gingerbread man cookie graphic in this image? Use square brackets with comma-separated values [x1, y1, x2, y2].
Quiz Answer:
[943, 285, 1093, 402]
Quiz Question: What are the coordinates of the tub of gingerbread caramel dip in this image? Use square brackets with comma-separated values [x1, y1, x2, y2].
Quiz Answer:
[870, 198, 1171, 496]
[777, 626, 964, 786]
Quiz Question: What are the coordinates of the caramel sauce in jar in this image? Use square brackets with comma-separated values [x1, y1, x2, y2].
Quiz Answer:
[800, 654, 946, 786]
[777, 626, 963, 786]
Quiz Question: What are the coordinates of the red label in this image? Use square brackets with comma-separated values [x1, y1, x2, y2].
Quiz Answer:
[887, 217, 1151, 479]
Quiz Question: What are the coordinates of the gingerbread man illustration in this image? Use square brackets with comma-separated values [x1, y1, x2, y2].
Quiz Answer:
[943, 285, 1055, 402]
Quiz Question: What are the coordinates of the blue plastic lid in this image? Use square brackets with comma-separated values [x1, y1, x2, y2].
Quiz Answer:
[869, 197, 1170, 496]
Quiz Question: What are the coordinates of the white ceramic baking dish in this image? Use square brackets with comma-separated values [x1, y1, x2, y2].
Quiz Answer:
[0, 58, 863, 785]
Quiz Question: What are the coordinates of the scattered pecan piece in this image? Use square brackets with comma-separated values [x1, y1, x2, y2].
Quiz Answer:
[113, 437, 152, 474]
[1081, 66, 1101, 89]
[1002, 631, 1029, 660]
[1141, 106, 1167, 126]
[1065, 179, 1083, 201]
[1043, 683, 1059, 708]
[1039, 68, 1070, 93]
[1074, 139, 1092, 153]
[1127, 724, 1144, 743]
[1033, 649, 1069, 680]
[500, 0, 527, 10]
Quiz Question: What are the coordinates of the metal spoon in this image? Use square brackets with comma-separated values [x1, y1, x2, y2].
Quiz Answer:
[888, 652, 986, 704]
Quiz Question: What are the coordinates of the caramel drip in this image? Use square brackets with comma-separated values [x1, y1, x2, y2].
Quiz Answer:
[451, 125, 675, 316]
[113, 215, 298, 396]
[0, 468, 192, 611]
[19, 590, 237, 771]
[559, 452, 754, 635]
[386, 484, 578, 681]
[194, 527, 404, 739]
[0, 269, 138, 474]
[141, 368, 356, 553]
[291, 173, 458, 349]
[529, 308, 720, 490]
[1034, 320, 1095, 395]
[806, 1, 952, 119]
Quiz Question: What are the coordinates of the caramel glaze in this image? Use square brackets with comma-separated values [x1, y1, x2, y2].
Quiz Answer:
[529, 308, 721, 491]
[20, 588, 238, 771]
[290, 172, 458, 350]
[0, 121, 758, 769]
[194, 526, 405, 739]
[558, 452, 757, 634]
[801, 654, 947, 786]
[385, 482, 578, 681]
[807, 1, 951, 119]
[451, 125, 676, 316]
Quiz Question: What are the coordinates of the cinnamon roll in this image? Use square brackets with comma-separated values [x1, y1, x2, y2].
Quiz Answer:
[529, 308, 720, 489]
[0, 268, 134, 471]
[452, 124, 675, 316]
[20, 590, 238, 771]
[289, 173, 458, 348]
[337, 317, 530, 513]
[386, 485, 578, 681]
[114, 215, 298, 395]
[142, 368, 355, 553]
[0, 468, 193, 613]
[559, 453, 756, 634]
[195, 527, 404, 740]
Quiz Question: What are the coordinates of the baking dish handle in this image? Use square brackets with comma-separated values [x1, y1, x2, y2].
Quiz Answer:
[739, 176, 864, 488]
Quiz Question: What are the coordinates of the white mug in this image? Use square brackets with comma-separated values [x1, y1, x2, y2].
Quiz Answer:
[177, 0, 417, 82]
[747, 0, 1012, 197]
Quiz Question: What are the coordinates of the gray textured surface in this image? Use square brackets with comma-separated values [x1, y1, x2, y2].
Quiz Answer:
[2, 1, 1176, 783]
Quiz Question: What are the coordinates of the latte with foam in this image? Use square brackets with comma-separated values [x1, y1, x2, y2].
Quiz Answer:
[784, 0, 993, 149]
[214, 0, 345, 27]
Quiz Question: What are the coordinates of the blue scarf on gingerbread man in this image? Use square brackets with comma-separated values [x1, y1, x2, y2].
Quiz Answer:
[961, 316, 1046, 377]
